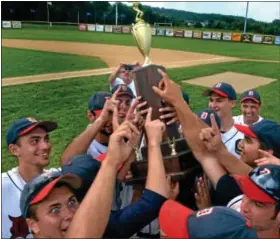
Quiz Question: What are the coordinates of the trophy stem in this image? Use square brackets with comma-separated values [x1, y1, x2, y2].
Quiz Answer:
[144, 56, 152, 65]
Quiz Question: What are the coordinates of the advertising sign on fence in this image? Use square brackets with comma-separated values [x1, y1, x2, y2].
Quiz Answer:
[79, 24, 87, 31]
[184, 30, 193, 38]
[274, 36, 280, 45]
[252, 35, 263, 43]
[151, 27, 156, 36]
[156, 28, 165, 36]
[193, 31, 202, 39]
[105, 25, 113, 32]
[212, 32, 221, 40]
[96, 24, 104, 32]
[174, 29, 184, 38]
[232, 33, 241, 42]
[2, 21, 12, 28]
[242, 34, 253, 43]
[165, 29, 174, 37]
[122, 26, 130, 33]
[222, 32, 232, 41]
[112, 25, 122, 33]
[263, 35, 273, 44]
[87, 24, 96, 31]
[12, 21, 22, 28]
[202, 32, 211, 39]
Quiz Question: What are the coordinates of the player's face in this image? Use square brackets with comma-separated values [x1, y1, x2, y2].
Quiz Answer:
[27, 186, 79, 238]
[240, 195, 279, 232]
[117, 95, 132, 122]
[208, 93, 235, 118]
[239, 136, 260, 167]
[241, 100, 260, 125]
[10, 127, 52, 168]
[119, 67, 132, 84]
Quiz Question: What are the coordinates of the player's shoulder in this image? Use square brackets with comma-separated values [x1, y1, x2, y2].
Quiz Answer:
[2, 167, 18, 179]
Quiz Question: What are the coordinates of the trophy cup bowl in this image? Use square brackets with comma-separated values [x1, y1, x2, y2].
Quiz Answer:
[132, 22, 152, 65]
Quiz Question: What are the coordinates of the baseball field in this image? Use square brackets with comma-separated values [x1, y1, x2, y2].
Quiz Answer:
[2, 26, 280, 172]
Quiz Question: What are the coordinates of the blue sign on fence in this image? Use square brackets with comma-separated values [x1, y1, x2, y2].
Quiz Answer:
[274, 36, 280, 45]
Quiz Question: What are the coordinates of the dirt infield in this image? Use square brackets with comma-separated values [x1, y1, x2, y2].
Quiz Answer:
[2, 39, 241, 86]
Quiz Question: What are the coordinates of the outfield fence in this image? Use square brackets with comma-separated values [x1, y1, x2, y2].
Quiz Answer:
[2, 20, 280, 46]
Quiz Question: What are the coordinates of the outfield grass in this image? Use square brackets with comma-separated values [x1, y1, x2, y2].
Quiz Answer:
[2, 61, 279, 172]
[2, 47, 107, 78]
[2, 28, 279, 61]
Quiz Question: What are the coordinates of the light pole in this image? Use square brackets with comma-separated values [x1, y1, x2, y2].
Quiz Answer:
[115, 2, 118, 25]
[243, 1, 249, 34]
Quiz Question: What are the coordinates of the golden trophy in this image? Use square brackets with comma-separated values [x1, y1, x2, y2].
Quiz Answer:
[131, 2, 152, 65]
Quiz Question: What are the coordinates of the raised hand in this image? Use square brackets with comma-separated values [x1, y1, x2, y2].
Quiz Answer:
[254, 149, 280, 166]
[144, 107, 166, 146]
[99, 86, 120, 123]
[195, 174, 212, 210]
[159, 105, 178, 125]
[152, 69, 184, 106]
[199, 114, 223, 152]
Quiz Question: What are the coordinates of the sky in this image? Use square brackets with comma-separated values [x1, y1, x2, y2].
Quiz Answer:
[116, 1, 280, 23]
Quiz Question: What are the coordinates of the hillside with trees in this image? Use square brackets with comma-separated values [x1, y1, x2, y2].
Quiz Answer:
[2, 2, 279, 35]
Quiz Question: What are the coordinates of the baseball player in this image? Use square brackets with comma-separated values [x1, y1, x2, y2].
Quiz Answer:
[2, 117, 59, 238]
[233, 89, 263, 126]
[20, 108, 169, 238]
[202, 82, 244, 158]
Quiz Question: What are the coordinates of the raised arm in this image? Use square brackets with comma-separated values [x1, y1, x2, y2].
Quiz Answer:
[108, 64, 123, 87]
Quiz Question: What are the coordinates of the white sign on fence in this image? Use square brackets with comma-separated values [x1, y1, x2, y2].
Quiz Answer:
[96, 24, 104, 32]
[2, 21, 12, 28]
[252, 35, 263, 43]
[87, 24, 96, 31]
[212, 32, 221, 40]
[202, 32, 211, 39]
[222, 32, 232, 41]
[184, 30, 192, 38]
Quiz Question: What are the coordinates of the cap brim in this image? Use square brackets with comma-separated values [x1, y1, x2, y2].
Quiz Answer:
[19, 121, 57, 136]
[233, 175, 275, 204]
[30, 174, 82, 205]
[203, 88, 228, 98]
[234, 124, 257, 138]
[94, 110, 103, 116]
[159, 200, 193, 238]
[241, 97, 260, 104]
[117, 92, 134, 98]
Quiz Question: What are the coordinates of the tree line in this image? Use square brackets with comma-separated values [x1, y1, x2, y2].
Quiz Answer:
[2, 2, 279, 35]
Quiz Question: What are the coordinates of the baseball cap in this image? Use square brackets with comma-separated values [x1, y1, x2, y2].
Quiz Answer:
[182, 91, 190, 105]
[88, 91, 112, 116]
[240, 89, 261, 104]
[20, 171, 82, 218]
[6, 117, 57, 145]
[203, 82, 237, 100]
[196, 109, 221, 129]
[61, 154, 101, 200]
[233, 164, 280, 204]
[111, 84, 135, 98]
[234, 119, 280, 158]
[159, 200, 258, 238]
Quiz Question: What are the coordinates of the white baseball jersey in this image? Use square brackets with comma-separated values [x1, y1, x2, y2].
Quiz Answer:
[227, 195, 243, 212]
[111, 77, 137, 97]
[2, 167, 60, 238]
[221, 126, 244, 158]
[233, 115, 263, 126]
[87, 139, 108, 160]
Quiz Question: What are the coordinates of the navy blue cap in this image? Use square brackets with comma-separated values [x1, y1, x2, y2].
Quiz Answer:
[111, 84, 135, 98]
[88, 91, 112, 114]
[240, 89, 261, 104]
[203, 82, 237, 100]
[61, 154, 101, 201]
[20, 171, 82, 218]
[159, 201, 258, 238]
[6, 117, 57, 145]
[196, 109, 221, 129]
[235, 119, 280, 158]
[234, 165, 280, 204]
[182, 91, 190, 105]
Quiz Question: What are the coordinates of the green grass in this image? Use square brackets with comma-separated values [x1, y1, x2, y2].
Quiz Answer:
[2, 47, 107, 78]
[2, 28, 280, 61]
[2, 60, 279, 172]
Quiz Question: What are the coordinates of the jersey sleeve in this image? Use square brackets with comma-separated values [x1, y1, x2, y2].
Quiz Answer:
[103, 189, 166, 238]
[215, 174, 243, 206]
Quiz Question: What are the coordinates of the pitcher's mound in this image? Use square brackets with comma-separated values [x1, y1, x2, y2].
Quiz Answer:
[183, 71, 277, 93]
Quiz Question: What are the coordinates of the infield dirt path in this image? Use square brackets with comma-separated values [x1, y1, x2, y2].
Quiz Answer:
[2, 39, 241, 86]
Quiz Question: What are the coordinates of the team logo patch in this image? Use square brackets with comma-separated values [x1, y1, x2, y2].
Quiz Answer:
[235, 139, 242, 155]
[215, 82, 222, 88]
[260, 168, 271, 176]
[248, 90, 254, 96]
[121, 85, 127, 91]
[200, 112, 208, 120]
[9, 215, 30, 238]
[196, 207, 213, 217]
